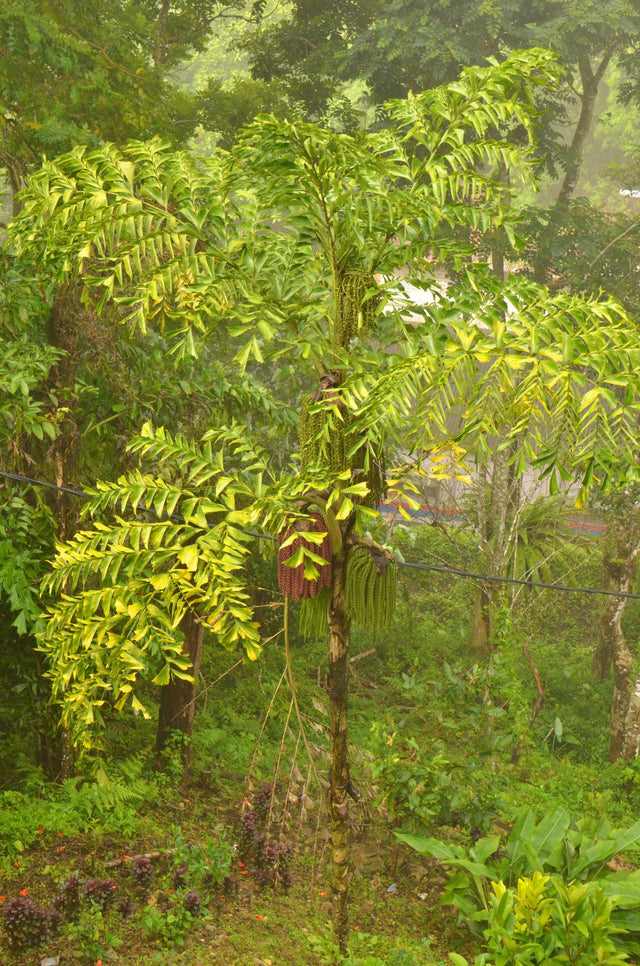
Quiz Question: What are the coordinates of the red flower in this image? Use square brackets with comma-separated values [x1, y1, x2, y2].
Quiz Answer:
[256, 914, 264, 921]
[19, 889, 28, 896]
[38, 827, 44, 834]
[0, 896, 5, 903]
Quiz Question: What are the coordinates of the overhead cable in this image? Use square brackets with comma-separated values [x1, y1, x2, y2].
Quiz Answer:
[2, 468, 639, 601]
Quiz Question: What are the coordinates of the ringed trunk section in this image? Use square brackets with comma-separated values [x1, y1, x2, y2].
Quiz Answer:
[327, 539, 351, 955]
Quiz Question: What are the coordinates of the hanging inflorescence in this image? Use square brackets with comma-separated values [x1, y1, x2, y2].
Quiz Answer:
[345, 544, 397, 634]
[277, 512, 332, 602]
[299, 372, 349, 474]
[299, 372, 386, 507]
[298, 589, 330, 640]
[335, 269, 380, 348]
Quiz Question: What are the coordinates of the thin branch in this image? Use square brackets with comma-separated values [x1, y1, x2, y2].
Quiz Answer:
[523, 639, 545, 725]
[283, 596, 326, 789]
[585, 217, 640, 277]
[64, 26, 143, 80]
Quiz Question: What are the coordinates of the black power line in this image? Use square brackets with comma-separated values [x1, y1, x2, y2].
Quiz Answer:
[3, 468, 639, 601]
[400, 559, 640, 599]
[0, 469, 90, 499]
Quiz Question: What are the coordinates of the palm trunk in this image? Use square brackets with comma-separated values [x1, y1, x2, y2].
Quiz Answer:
[327, 539, 351, 955]
[156, 611, 204, 770]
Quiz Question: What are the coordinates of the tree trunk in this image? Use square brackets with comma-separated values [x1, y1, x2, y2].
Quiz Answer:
[153, 0, 171, 67]
[39, 283, 85, 779]
[491, 245, 505, 283]
[470, 585, 492, 650]
[156, 611, 204, 770]
[327, 538, 351, 955]
[606, 591, 635, 762]
[47, 282, 85, 541]
[590, 637, 611, 681]
[534, 50, 614, 283]
[556, 54, 612, 207]
[620, 672, 640, 761]
[599, 516, 640, 761]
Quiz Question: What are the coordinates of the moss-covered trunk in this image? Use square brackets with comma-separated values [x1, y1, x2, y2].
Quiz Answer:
[598, 512, 640, 761]
[604, 563, 640, 762]
[327, 540, 351, 955]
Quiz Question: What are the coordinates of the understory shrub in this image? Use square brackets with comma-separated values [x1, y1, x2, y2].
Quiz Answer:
[451, 872, 628, 966]
[1, 894, 60, 949]
[398, 807, 640, 957]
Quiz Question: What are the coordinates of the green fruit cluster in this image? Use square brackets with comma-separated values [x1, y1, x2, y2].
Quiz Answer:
[345, 545, 397, 634]
[298, 588, 330, 640]
[351, 446, 387, 507]
[299, 392, 349, 473]
[336, 269, 380, 348]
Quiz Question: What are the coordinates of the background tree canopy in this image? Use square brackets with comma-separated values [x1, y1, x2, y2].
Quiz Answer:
[0, 0, 254, 200]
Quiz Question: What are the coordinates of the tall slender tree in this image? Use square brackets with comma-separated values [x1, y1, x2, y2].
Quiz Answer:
[18, 50, 640, 953]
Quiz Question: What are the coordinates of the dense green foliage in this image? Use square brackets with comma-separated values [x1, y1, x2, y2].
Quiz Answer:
[0, 0, 257, 195]
[4, 4, 640, 963]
